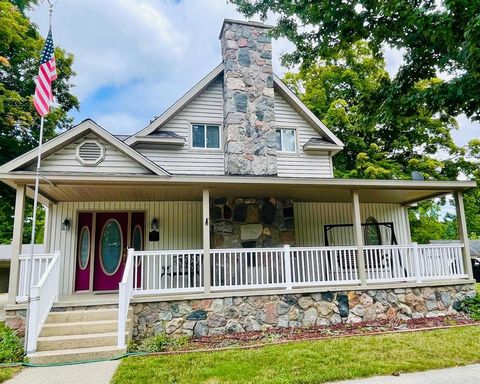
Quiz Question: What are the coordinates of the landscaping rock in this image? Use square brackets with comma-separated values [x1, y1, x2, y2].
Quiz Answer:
[165, 318, 183, 334]
[186, 310, 207, 321]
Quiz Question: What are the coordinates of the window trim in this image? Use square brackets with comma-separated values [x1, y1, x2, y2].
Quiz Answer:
[190, 122, 222, 151]
[276, 128, 298, 153]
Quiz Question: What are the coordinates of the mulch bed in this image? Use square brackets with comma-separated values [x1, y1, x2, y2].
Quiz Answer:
[161, 315, 479, 353]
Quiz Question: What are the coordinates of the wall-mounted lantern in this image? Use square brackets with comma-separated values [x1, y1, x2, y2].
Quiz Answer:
[61, 218, 71, 231]
[149, 218, 159, 242]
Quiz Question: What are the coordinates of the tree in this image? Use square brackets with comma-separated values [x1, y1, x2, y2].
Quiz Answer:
[282, 41, 476, 241]
[283, 41, 462, 180]
[232, 0, 480, 121]
[0, 0, 78, 243]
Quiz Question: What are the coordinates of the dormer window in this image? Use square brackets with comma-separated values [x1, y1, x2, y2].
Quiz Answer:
[276, 128, 296, 153]
[192, 124, 220, 149]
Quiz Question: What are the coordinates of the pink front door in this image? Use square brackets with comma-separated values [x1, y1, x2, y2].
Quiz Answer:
[75, 211, 145, 292]
[93, 212, 129, 291]
[75, 212, 93, 291]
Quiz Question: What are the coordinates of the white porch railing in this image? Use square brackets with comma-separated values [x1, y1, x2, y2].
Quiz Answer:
[290, 246, 360, 286]
[117, 243, 470, 347]
[132, 249, 204, 295]
[126, 244, 468, 296]
[211, 247, 287, 291]
[118, 249, 134, 349]
[418, 243, 467, 280]
[364, 243, 467, 283]
[17, 253, 56, 301]
[365, 245, 418, 283]
[26, 251, 60, 353]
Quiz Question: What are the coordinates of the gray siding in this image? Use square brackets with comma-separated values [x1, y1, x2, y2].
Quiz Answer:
[137, 77, 334, 177]
[294, 203, 411, 246]
[48, 201, 202, 294]
[28, 133, 150, 174]
[275, 96, 333, 178]
[137, 78, 225, 175]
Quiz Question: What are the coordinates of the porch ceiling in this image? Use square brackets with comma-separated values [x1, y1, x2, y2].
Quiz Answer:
[4, 173, 475, 205]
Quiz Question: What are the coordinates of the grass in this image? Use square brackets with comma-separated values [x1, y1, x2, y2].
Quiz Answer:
[0, 322, 25, 383]
[0, 367, 22, 383]
[112, 326, 480, 384]
[476, 283, 480, 295]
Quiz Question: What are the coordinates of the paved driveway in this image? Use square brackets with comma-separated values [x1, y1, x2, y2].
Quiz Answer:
[327, 364, 480, 384]
[5, 360, 120, 384]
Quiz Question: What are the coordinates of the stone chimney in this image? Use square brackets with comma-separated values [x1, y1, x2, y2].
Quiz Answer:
[219, 19, 277, 176]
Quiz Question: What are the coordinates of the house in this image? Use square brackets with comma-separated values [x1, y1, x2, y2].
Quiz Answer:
[0, 19, 476, 363]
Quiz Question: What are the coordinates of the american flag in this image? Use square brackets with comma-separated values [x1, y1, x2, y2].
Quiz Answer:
[33, 29, 57, 117]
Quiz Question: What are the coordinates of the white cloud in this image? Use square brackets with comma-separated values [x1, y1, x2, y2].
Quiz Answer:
[94, 112, 144, 135]
[28, 0, 479, 143]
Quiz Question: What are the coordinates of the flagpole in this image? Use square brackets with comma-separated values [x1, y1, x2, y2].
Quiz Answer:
[25, 0, 55, 353]
[24, 115, 44, 353]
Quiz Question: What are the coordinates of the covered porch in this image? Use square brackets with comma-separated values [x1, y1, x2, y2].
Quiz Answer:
[3, 174, 475, 352]
[5, 174, 475, 304]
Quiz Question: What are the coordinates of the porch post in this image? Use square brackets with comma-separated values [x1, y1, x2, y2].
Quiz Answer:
[8, 184, 26, 303]
[351, 190, 367, 285]
[454, 191, 474, 279]
[43, 202, 53, 252]
[202, 188, 211, 294]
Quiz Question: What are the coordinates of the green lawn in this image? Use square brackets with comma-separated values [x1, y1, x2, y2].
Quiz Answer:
[0, 367, 21, 383]
[112, 326, 480, 384]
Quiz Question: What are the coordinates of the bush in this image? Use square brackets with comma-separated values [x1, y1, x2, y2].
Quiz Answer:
[129, 334, 190, 353]
[0, 323, 24, 363]
[461, 294, 480, 320]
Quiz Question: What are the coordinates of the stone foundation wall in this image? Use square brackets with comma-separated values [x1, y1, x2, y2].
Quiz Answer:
[132, 284, 475, 340]
[211, 197, 295, 248]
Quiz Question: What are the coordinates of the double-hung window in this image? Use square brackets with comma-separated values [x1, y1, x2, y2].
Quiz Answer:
[192, 124, 220, 149]
[276, 128, 296, 152]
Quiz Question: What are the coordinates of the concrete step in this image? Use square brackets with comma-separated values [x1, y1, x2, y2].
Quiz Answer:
[36, 331, 124, 351]
[46, 308, 131, 323]
[28, 345, 126, 364]
[39, 319, 132, 337]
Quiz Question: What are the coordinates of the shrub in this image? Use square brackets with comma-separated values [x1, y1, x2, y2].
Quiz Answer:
[461, 294, 480, 320]
[0, 323, 24, 363]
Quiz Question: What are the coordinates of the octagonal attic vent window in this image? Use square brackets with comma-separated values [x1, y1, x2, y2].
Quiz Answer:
[75, 140, 105, 166]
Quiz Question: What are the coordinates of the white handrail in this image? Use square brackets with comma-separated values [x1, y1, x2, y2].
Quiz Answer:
[17, 253, 55, 301]
[118, 248, 134, 349]
[26, 251, 60, 354]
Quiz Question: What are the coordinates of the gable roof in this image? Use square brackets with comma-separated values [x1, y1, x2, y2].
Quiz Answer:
[125, 64, 344, 149]
[0, 119, 170, 176]
[125, 64, 224, 146]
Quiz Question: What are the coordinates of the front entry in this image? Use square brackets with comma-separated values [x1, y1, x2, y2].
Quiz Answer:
[75, 211, 145, 292]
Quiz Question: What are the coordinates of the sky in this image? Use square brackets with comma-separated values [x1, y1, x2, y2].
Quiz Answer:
[29, 0, 478, 146]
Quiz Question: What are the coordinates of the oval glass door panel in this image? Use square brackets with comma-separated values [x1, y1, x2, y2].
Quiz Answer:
[78, 226, 90, 270]
[100, 219, 123, 275]
[132, 225, 143, 251]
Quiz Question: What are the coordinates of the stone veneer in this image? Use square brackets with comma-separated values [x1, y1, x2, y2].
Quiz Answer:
[211, 197, 295, 248]
[5, 285, 476, 340]
[220, 19, 277, 175]
[131, 284, 476, 340]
